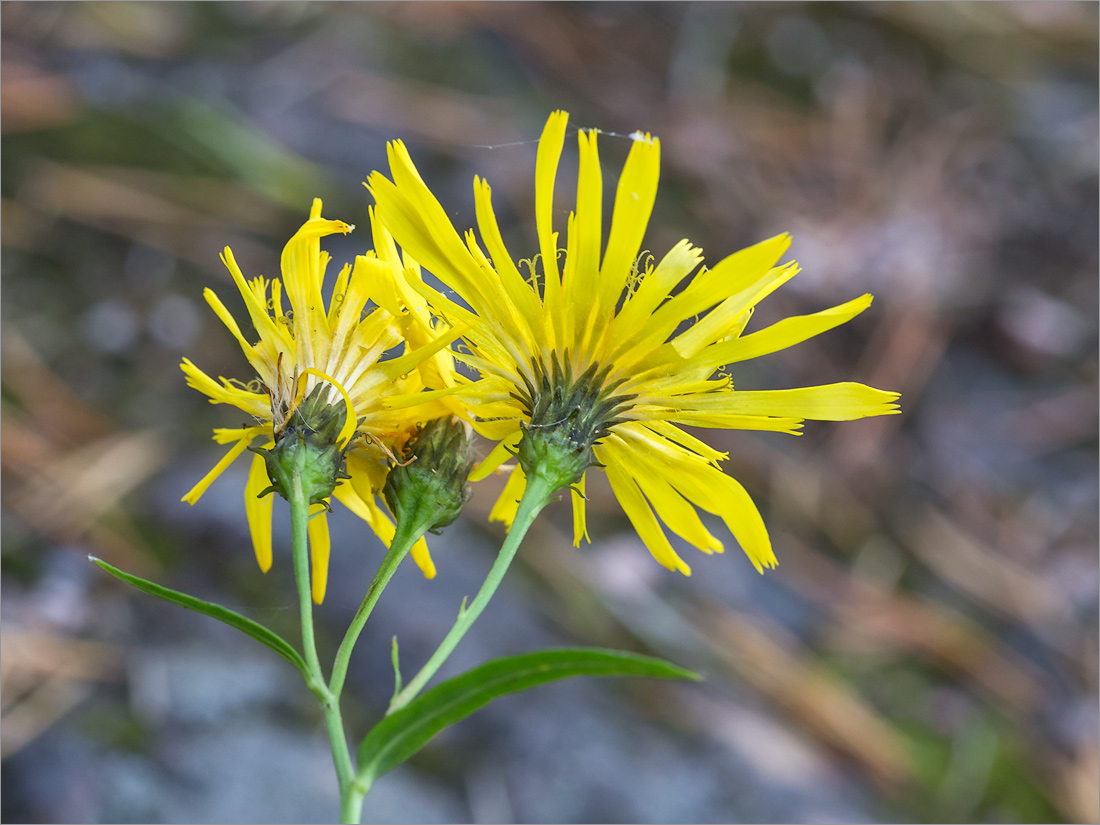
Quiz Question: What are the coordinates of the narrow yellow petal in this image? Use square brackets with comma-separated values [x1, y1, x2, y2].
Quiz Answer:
[333, 481, 379, 528]
[698, 294, 874, 368]
[180, 358, 269, 418]
[381, 384, 464, 412]
[536, 110, 570, 288]
[308, 507, 330, 604]
[374, 324, 468, 383]
[218, 250, 293, 358]
[667, 383, 901, 421]
[245, 449, 275, 572]
[567, 129, 603, 349]
[621, 234, 791, 363]
[671, 261, 801, 359]
[604, 457, 691, 575]
[347, 450, 387, 505]
[633, 468, 723, 555]
[489, 465, 527, 528]
[351, 489, 437, 578]
[473, 177, 540, 338]
[328, 262, 352, 321]
[598, 132, 659, 318]
[571, 472, 590, 547]
[696, 472, 776, 573]
[280, 199, 353, 373]
[654, 411, 805, 434]
[469, 415, 529, 441]
[641, 420, 728, 464]
[409, 537, 436, 579]
[370, 144, 495, 318]
[202, 287, 263, 372]
[599, 435, 722, 555]
[469, 428, 523, 482]
[181, 433, 257, 504]
[606, 240, 704, 365]
[609, 428, 775, 573]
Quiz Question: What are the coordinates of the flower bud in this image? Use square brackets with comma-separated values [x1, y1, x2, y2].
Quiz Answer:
[383, 416, 473, 535]
[251, 384, 351, 507]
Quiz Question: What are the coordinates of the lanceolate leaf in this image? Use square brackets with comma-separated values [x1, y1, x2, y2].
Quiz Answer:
[357, 647, 699, 785]
[90, 556, 308, 677]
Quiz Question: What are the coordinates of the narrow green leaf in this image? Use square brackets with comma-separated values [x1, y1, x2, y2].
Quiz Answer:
[90, 555, 308, 677]
[358, 647, 699, 784]
[390, 636, 403, 700]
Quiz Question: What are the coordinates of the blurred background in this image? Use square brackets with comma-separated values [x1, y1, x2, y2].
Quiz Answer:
[2, 2, 1097, 823]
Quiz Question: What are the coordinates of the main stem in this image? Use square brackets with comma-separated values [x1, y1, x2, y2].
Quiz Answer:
[288, 468, 360, 824]
[387, 469, 558, 714]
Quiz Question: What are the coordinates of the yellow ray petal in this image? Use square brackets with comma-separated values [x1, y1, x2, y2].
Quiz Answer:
[610, 428, 775, 573]
[374, 323, 468, 384]
[668, 382, 901, 421]
[571, 472, 590, 547]
[689, 471, 775, 574]
[671, 261, 801, 359]
[598, 131, 660, 321]
[281, 199, 353, 372]
[370, 144, 496, 319]
[328, 262, 352, 321]
[351, 491, 437, 578]
[381, 384, 464, 412]
[333, 481, 380, 528]
[640, 420, 728, 464]
[604, 455, 691, 575]
[652, 411, 805, 434]
[245, 449, 275, 572]
[599, 436, 722, 555]
[473, 176, 541, 339]
[202, 287, 264, 373]
[489, 464, 527, 528]
[624, 234, 791, 362]
[697, 293, 874, 368]
[567, 129, 603, 352]
[218, 250, 293, 358]
[308, 507, 330, 604]
[409, 537, 436, 579]
[180, 359, 270, 418]
[633, 469, 723, 555]
[606, 240, 704, 364]
[181, 430, 262, 504]
[469, 428, 523, 482]
[347, 450, 387, 505]
[536, 110, 569, 291]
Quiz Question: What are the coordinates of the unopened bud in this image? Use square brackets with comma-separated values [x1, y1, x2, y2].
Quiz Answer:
[383, 417, 473, 535]
[251, 384, 351, 507]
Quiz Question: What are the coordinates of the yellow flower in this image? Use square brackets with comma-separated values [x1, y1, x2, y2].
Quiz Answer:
[181, 199, 460, 602]
[367, 110, 900, 576]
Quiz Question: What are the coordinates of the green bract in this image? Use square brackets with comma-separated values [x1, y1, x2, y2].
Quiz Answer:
[252, 384, 352, 507]
[383, 416, 473, 535]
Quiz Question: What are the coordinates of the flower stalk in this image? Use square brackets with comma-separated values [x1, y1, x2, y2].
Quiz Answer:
[388, 458, 558, 714]
[286, 461, 359, 820]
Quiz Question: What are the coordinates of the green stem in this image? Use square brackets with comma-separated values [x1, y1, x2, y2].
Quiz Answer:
[289, 468, 361, 823]
[387, 468, 558, 714]
[329, 517, 425, 699]
[289, 468, 325, 684]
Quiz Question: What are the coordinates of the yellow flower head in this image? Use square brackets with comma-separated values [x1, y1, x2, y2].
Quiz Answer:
[181, 199, 461, 601]
[368, 111, 900, 576]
